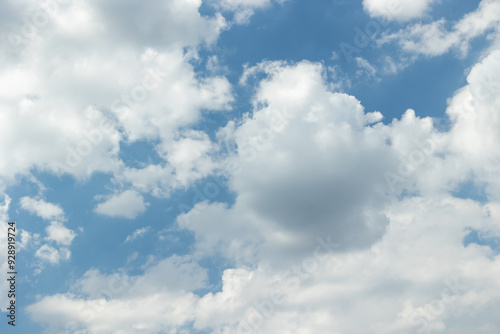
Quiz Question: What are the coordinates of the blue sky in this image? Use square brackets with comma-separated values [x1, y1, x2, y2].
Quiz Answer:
[1, 0, 500, 333]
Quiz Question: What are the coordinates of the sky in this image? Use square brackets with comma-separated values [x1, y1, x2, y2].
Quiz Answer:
[1, 0, 500, 333]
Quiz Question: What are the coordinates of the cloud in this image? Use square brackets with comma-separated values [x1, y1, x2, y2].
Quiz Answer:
[45, 221, 76, 246]
[94, 190, 148, 219]
[0, 0, 232, 187]
[216, 0, 272, 24]
[18, 1, 500, 332]
[35, 244, 71, 264]
[155, 130, 220, 189]
[379, 0, 500, 57]
[18, 197, 77, 267]
[363, 0, 437, 21]
[355, 56, 377, 78]
[178, 60, 437, 265]
[123, 226, 151, 243]
[24, 51, 500, 333]
[112, 128, 228, 197]
[442, 50, 500, 200]
[85, 0, 226, 47]
[26, 197, 500, 333]
[27, 255, 208, 333]
[20, 197, 65, 220]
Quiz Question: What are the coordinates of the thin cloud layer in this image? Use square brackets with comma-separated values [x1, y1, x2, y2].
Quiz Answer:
[379, 0, 500, 57]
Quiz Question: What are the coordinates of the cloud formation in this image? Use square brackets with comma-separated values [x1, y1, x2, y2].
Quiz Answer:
[94, 190, 148, 219]
[363, 0, 437, 21]
[1, 0, 499, 333]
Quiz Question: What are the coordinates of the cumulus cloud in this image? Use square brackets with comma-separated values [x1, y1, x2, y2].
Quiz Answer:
[443, 50, 500, 200]
[19, 196, 77, 266]
[363, 0, 437, 21]
[25, 198, 500, 333]
[94, 190, 148, 219]
[179, 60, 433, 265]
[45, 221, 76, 246]
[20, 197, 64, 220]
[19, 1, 500, 333]
[0, 0, 232, 186]
[27, 53, 500, 333]
[27, 255, 208, 333]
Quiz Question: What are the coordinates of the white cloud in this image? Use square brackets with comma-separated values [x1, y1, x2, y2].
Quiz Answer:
[442, 50, 500, 200]
[123, 226, 151, 243]
[45, 221, 76, 246]
[159, 131, 219, 187]
[114, 129, 226, 197]
[219, 0, 271, 8]
[0, 0, 232, 188]
[380, 0, 500, 57]
[22, 54, 500, 332]
[17, 229, 32, 251]
[94, 190, 148, 219]
[179, 60, 423, 264]
[20, 197, 64, 220]
[20, 3, 500, 332]
[26, 197, 500, 333]
[363, 0, 437, 21]
[19, 197, 76, 268]
[217, 0, 272, 24]
[35, 244, 71, 264]
[117, 164, 174, 198]
[27, 255, 208, 333]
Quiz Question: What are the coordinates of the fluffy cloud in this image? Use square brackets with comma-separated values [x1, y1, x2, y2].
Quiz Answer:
[179, 60, 432, 265]
[443, 50, 500, 200]
[29, 54, 500, 333]
[363, 0, 437, 21]
[0, 0, 236, 212]
[19, 2, 500, 333]
[19, 196, 77, 266]
[0, 0, 232, 186]
[20, 197, 64, 220]
[27, 255, 208, 333]
[45, 221, 76, 246]
[94, 190, 148, 219]
[25, 198, 500, 333]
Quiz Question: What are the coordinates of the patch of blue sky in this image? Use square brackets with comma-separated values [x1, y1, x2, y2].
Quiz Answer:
[196, 255, 234, 295]
[464, 228, 500, 254]
[196, 0, 491, 128]
[431, 0, 483, 23]
[349, 53, 470, 124]
[451, 179, 488, 204]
